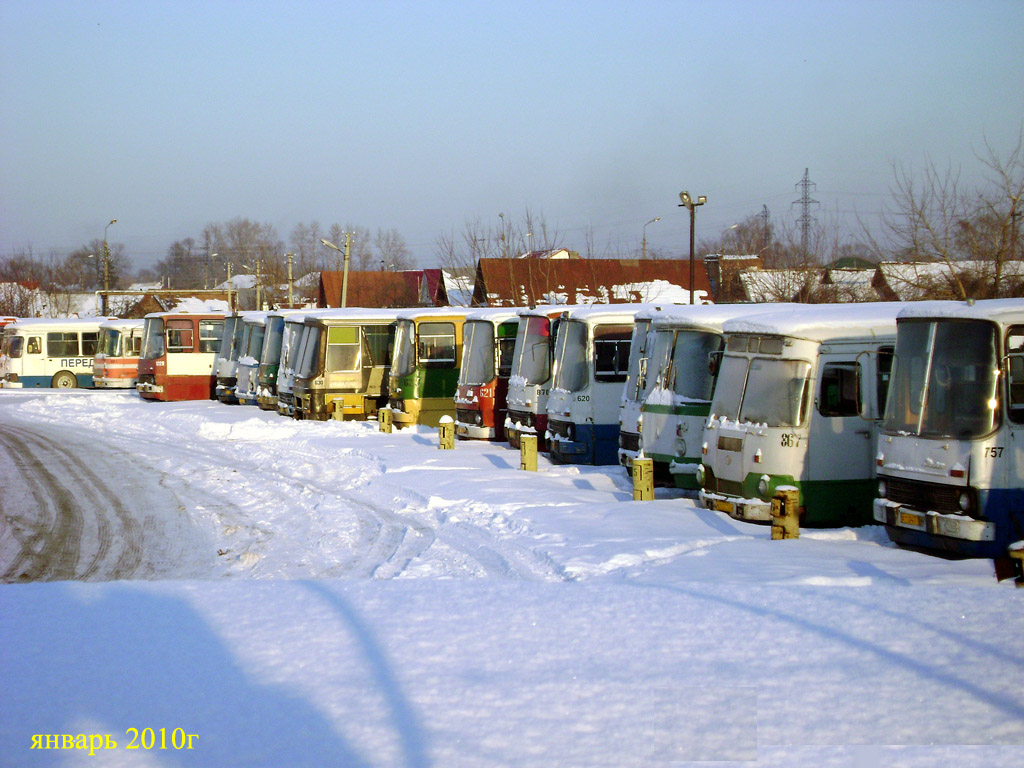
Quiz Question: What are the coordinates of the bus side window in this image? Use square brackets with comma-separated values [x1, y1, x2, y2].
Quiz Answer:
[47, 332, 79, 357]
[818, 362, 860, 417]
[166, 320, 195, 352]
[877, 346, 894, 417]
[27, 336, 41, 355]
[1006, 328, 1024, 424]
[82, 332, 98, 356]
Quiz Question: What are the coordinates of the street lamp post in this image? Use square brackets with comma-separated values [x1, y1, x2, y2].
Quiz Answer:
[678, 192, 706, 305]
[102, 218, 117, 314]
[642, 217, 661, 259]
[321, 236, 352, 308]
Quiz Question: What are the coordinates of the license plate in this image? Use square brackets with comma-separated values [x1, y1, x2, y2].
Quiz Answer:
[714, 500, 735, 514]
[899, 511, 924, 528]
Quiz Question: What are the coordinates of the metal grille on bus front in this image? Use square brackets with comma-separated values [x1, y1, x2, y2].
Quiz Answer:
[507, 409, 534, 428]
[619, 432, 640, 452]
[885, 478, 961, 515]
[547, 419, 572, 439]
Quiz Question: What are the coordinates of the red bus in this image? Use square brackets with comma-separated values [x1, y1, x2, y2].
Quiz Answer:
[137, 311, 226, 401]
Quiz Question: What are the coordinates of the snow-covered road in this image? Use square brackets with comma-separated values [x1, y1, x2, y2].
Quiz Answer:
[1, 389, 1022, 768]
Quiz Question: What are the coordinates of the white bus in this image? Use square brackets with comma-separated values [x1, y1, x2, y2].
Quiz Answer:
[546, 305, 646, 465]
[0, 317, 108, 388]
[874, 298, 1024, 560]
[93, 318, 145, 389]
[618, 304, 785, 488]
[698, 303, 899, 527]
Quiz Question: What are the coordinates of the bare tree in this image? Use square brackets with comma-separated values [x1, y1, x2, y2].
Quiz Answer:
[374, 228, 412, 270]
[871, 133, 1024, 299]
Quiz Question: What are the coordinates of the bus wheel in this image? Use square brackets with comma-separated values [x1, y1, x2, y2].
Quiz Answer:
[51, 371, 78, 388]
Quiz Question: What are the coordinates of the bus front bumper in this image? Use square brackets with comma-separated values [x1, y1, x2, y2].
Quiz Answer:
[873, 499, 995, 542]
[137, 382, 164, 394]
[699, 490, 773, 521]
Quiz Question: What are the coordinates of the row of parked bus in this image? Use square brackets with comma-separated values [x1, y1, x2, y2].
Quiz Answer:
[2, 298, 1023, 564]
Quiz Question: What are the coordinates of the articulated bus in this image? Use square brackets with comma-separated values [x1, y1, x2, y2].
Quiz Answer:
[547, 305, 644, 465]
[388, 307, 473, 428]
[618, 304, 784, 487]
[505, 305, 574, 450]
[256, 309, 307, 411]
[137, 311, 226, 401]
[455, 309, 519, 440]
[234, 312, 269, 406]
[292, 308, 398, 421]
[698, 303, 899, 527]
[0, 317, 106, 388]
[875, 298, 1024, 560]
[93, 318, 145, 388]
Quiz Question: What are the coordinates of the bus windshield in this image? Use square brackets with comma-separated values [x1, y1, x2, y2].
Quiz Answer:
[141, 318, 165, 360]
[552, 320, 588, 393]
[670, 331, 722, 401]
[296, 326, 323, 379]
[512, 315, 553, 385]
[711, 354, 811, 427]
[101, 329, 121, 357]
[622, 319, 652, 402]
[883, 319, 1000, 439]
[461, 320, 495, 385]
[392, 320, 415, 377]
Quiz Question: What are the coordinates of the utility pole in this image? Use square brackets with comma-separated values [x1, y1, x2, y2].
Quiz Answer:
[792, 169, 819, 262]
[287, 252, 294, 307]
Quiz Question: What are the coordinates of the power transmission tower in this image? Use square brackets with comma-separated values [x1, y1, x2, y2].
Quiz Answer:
[792, 168, 820, 261]
[758, 205, 770, 258]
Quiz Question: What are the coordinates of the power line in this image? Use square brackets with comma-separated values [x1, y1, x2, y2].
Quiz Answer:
[792, 168, 820, 259]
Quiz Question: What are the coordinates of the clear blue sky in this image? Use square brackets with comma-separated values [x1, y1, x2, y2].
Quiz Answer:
[2, 0, 1022, 268]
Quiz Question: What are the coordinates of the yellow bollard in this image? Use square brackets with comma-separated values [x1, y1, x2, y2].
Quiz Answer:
[520, 434, 538, 471]
[632, 457, 654, 501]
[1009, 547, 1024, 588]
[438, 417, 455, 450]
[378, 407, 393, 433]
[770, 486, 801, 539]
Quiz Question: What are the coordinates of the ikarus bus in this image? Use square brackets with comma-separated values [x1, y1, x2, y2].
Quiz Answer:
[93, 318, 144, 388]
[455, 309, 519, 440]
[292, 308, 398, 421]
[698, 303, 899, 527]
[504, 305, 574, 450]
[617, 307, 660, 473]
[388, 307, 473, 428]
[256, 310, 307, 411]
[547, 305, 644, 465]
[276, 312, 321, 417]
[0, 317, 106, 388]
[234, 312, 269, 406]
[215, 311, 261, 404]
[137, 310, 226, 401]
[619, 304, 783, 487]
[874, 298, 1024, 559]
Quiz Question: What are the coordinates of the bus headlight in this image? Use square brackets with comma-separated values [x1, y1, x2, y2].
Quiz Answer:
[877, 480, 887, 499]
[757, 476, 770, 496]
[958, 492, 972, 513]
[695, 464, 706, 488]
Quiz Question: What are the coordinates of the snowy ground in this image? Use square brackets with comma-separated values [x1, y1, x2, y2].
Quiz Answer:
[0, 389, 1021, 767]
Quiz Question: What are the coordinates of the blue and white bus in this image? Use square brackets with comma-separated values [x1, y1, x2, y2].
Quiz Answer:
[0, 317, 109, 388]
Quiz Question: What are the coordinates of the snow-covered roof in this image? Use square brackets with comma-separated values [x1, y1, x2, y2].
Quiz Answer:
[98, 318, 145, 331]
[561, 303, 655, 324]
[896, 297, 1024, 323]
[739, 269, 822, 303]
[309, 308, 404, 324]
[647, 302, 800, 334]
[394, 306, 477, 321]
[465, 308, 520, 324]
[722, 302, 901, 341]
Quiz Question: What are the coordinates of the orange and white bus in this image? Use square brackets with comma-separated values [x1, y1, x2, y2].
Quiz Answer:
[137, 310, 226, 401]
[93, 318, 145, 389]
